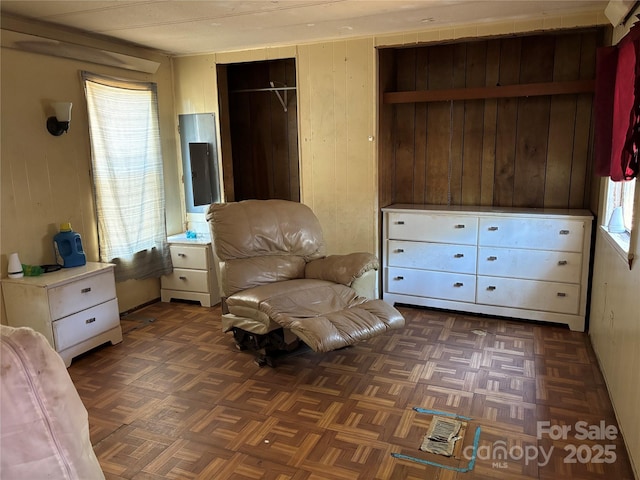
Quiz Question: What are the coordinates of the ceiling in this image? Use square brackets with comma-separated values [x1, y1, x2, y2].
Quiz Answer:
[0, 0, 611, 56]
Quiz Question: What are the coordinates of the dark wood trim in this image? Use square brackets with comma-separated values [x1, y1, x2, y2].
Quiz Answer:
[119, 297, 160, 317]
[382, 79, 595, 104]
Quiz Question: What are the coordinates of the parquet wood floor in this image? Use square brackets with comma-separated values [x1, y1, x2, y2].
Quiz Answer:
[68, 302, 636, 479]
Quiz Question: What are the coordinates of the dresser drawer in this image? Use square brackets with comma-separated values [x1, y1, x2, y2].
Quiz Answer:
[479, 217, 585, 252]
[48, 270, 116, 320]
[162, 268, 209, 293]
[476, 276, 580, 315]
[387, 213, 478, 245]
[386, 267, 476, 302]
[478, 247, 582, 283]
[170, 244, 210, 270]
[53, 298, 120, 351]
[388, 240, 476, 274]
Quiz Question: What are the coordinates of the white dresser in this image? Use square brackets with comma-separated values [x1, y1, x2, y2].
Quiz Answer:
[161, 233, 220, 307]
[382, 205, 593, 331]
[1, 262, 122, 366]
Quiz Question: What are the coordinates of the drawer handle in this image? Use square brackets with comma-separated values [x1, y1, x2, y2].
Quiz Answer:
[81, 287, 92, 294]
[488, 226, 499, 231]
[557, 292, 567, 297]
[487, 256, 497, 261]
[454, 253, 464, 258]
[85, 317, 96, 324]
[558, 260, 568, 266]
[454, 224, 465, 229]
[395, 248, 405, 253]
[486, 286, 496, 291]
[396, 221, 405, 225]
[453, 282, 464, 287]
[178, 253, 186, 257]
[394, 276, 404, 281]
[559, 230, 570, 235]
[179, 275, 187, 280]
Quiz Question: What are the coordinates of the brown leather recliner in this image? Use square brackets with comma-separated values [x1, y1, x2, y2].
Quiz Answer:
[206, 199, 404, 365]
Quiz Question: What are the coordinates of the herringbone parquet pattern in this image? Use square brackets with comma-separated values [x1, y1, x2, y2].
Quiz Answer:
[68, 302, 635, 479]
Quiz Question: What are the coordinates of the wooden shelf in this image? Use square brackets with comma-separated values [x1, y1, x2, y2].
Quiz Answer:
[383, 79, 595, 104]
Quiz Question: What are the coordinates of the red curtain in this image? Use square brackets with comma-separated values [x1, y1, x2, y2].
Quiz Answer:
[595, 21, 640, 181]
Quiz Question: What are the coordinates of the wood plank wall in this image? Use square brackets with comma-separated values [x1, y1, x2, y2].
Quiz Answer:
[378, 28, 603, 210]
[226, 58, 299, 202]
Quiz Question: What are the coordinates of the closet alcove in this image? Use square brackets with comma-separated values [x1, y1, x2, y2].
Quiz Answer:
[217, 58, 300, 202]
[377, 27, 606, 213]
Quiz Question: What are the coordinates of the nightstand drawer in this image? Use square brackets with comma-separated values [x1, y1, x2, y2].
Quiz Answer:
[170, 245, 209, 269]
[49, 270, 116, 320]
[53, 298, 120, 351]
[162, 268, 209, 292]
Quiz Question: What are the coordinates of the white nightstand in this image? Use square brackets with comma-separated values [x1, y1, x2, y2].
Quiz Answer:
[1, 262, 123, 367]
[161, 233, 221, 307]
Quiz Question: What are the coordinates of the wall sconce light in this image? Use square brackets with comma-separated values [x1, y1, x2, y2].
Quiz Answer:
[47, 102, 72, 136]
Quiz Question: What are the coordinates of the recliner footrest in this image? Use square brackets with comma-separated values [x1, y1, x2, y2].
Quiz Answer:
[277, 299, 404, 352]
[226, 278, 404, 352]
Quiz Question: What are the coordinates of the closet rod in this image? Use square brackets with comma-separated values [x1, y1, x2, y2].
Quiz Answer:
[231, 86, 296, 93]
[231, 83, 296, 112]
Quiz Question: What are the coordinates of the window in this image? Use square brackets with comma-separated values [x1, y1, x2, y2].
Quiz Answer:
[82, 72, 172, 281]
[603, 177, 636, 257]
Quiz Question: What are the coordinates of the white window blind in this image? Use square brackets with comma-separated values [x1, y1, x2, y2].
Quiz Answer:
[82, 71, 172, 281]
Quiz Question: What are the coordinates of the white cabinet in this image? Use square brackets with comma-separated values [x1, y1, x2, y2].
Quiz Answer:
[161, 233, 220, 307]
[1, 262, 122, 367]
[382, 205, 593, 331]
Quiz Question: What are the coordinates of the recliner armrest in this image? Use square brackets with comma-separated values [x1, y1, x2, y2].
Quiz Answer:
[305, 252, 379, 286]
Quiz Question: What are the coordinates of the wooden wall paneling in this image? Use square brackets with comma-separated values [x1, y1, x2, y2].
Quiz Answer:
[461, 41, 486, 206]
[341, 38, 376, 252]
[449, 44, 466, 206]
[298, 39, 376, 254]
[226, 59, 298, 202]
[425, 44, 455, 204]
[514, 92, 549, 208]
[229, 74, 254, 200]
[378, 29, 600, 212]
[383, 79, 595, 103]
[413, 48, 428, 204]
[494, 37, 521, 206]
[545, 33, 581, 208]
[269, 60, 290, 200]
[512, 35, 554, 207]
[285, 59, 300, 202]
[572, 32, 598, 210]
[296, 44, 313, 205]
[377, 48, 396, 209]
[215, 64, 235, 202]
[228, 64, 251, 200]
[393, 48, 417, 204]
[245, 91, 264, 199]
[545, 94, 578, 208]
[304, 42, 337, 225]
[481, 41, 500, 206]
[335, 40, 349, 210]
[252, 65, 272, 199]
